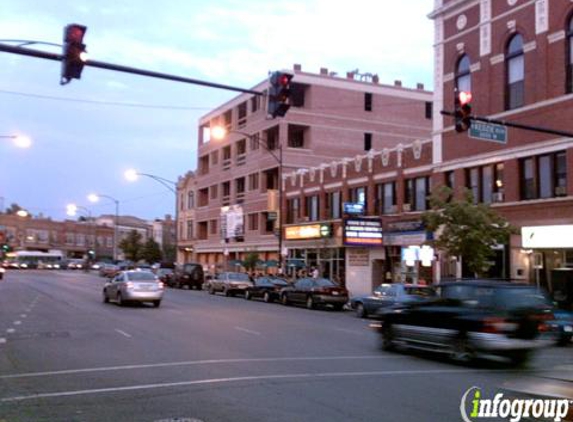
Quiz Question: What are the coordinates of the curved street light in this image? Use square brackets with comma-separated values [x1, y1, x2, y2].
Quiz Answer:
[88, 193, 120, 261]
[211, 126, 285, 273]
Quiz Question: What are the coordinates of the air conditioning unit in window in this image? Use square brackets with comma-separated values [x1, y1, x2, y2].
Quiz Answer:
[402, 203, 411, 212]
[555, 186, 567, 196]
[492, 192, 504, 203]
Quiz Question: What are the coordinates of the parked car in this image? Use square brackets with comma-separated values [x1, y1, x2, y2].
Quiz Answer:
[372, 280, 557, 365]
[0, 266, 5, 280]
[245, 276, 289, 302]
[208, 272, 253, 296]
[280, 277, 349, 311]
[102, 270, 164, 307]
[350, 283, 436, 318]
[173, 263, 204, 289]
[549, 309, 573, 346]
[156, 268, 175, 287]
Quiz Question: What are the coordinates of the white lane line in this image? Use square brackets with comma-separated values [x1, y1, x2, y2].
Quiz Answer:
[114, 329, 132, 338]
[6, 329, 15, 334]
[234, 326, 261, 336]
[0, 355, 404, 379]
[0, 338, 6, 344]
[13, 321, 21, 326]
[0, 368, 525, 403]
[20, 314, 27, 318]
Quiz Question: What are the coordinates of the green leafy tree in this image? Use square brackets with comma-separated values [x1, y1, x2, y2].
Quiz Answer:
[242, 252, 260, 273]
[118, 230, 143, 262]
[5, 203, 24, 214]
[162, 244, 176, 263]
[422, 186, 516, 277]
[141, 238, 163, 264]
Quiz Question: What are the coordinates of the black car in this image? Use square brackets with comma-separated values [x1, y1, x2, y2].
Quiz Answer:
[279, 277, 348, 311]
[350, 283, 436, 318]
[156, 268, 175, 287]
[372, 280, 556, 365]
[173, 263, 204, 290]
[245, 277, 289, 302]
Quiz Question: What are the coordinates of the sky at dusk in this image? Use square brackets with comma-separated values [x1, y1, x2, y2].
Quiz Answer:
[0, 0, 434, 222]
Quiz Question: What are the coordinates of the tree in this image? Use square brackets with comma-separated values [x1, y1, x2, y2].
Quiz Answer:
[5, 203, 24, 215]
[242, 252, 260, 273]
[118, 230, 143, 262]
[421, 186, 516, 277]
[141, 238, 162, 264]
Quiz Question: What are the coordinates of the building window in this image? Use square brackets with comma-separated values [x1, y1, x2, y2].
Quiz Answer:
[305, 195, 319, 221]
[291, 83, 307, 107]
[506, 34, 524, 110]
[349, 186, 366, 206]
[223, 110, 232, 130]
[265, 126, 279, 150]
[209, 220, 218, 236]
[237, 101, 247, 128]
[425, 101, 432, 119]
[288, 125, 307, 148]
[210, 185, 218, 200]
[287, 198, 300, 224]
[565, 16, 573, 92]
[198, 188, 209, 207]
[248, 173, 259, 191]
[445, 171, 455, 190]
[199, 155, 209, 175]
[186, 220, 194, 240]
[211, 151, 219, 166]
[520, 157, 536, 200]
[467, 168, 480, 204]
[248, 213, 259, 231]
[222, 182, 231, 198]
[481, 166, 493, 204]
[555, 152, 567, 196]
[263, 213, 274, 234]
[251, 96, 260, 113]
[455, 54, 471, 92]
[364, 92, 372, 111]
[364, 133, 372, 151]
[237, 139, 246, 155]
[405, 177, 429, 211]
[187, 191, 194, 209]
[376, 182, 396, 214]
[249, 133, 260, 150]
[235, 177, 245, 195]
[326, 191, 341, 219]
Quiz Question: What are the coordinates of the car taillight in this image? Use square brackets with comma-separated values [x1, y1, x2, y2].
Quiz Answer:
[481, 317, 518, 334]
[158, 282, 165, 289]
[125, 282, 135, 290]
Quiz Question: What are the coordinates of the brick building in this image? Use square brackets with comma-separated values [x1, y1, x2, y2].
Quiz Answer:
[179, 65, 433, 274]
[430, 0, 573, 299]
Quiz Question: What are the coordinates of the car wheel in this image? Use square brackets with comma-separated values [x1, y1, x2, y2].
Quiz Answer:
[116, 292, 124, 307]
[102, 290, 109, 303]
[508, 350, 530, 367]
[381, 324, 396, 351]
[557, 333, 572, 347]
[450, 335, 474, 364]
[281, 294, 290, 306]
[209, 286, 215, 295]
[224, 287, 231, 297]
[356, 303, 367, 318]
[245, 291, 252, 300]
[195, 284, 202, 291]
[153, 300, 161, 308]
[306, 296, 315, 310]
[263, 292, 272, 303]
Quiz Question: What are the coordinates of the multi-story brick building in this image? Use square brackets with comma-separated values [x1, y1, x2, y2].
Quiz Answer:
[429, 0, 573, 300]
[176, 171, 197, 263]
[180, 65, 433, 274]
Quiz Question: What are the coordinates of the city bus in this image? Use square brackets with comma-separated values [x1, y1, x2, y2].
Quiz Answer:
[5, 250, 64, 269]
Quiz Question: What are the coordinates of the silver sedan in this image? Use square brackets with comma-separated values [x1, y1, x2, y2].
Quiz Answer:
[103, 270, 164, 307]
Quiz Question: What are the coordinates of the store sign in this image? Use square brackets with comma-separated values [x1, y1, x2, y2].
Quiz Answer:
[384, 220, 429, 246]
[348, 248, 370, 266]
[343, 202, 365, 216]
[522, 225, 573, 248]
[220, 205, 244, 239]
[343, 218, 383, 246]
[285, 223, 332, 240]
[401, 245, 435, 267]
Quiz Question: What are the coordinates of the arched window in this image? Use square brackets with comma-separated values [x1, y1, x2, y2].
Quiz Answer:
[506, 34, 524, 109]
[567, 16, 573, 93]
[455, 55, 471, 92]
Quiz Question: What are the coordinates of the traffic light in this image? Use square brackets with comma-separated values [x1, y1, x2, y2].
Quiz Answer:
[454, 89, 472, 132]
[2, 244, 11, 253]
[61, 24, 88, 85]
[267, 71, 293, 118]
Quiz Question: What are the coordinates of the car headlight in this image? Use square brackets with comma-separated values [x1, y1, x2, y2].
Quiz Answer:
[0, 268, 5, 274]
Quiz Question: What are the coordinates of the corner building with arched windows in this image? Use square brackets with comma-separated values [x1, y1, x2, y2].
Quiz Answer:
[430, 0, 573, 305]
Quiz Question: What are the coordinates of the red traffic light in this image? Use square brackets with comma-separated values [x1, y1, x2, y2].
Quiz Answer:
[64, 24, 87, 44]
[458, 90, 472, 106]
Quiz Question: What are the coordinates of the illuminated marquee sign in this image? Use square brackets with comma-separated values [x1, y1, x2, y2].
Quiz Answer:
[285, 223, 332, 240]
[343, 218, 383, 246]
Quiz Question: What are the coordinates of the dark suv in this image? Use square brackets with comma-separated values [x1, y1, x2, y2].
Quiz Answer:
[173, 263, 204, 290]
[373, 280, 556, 365]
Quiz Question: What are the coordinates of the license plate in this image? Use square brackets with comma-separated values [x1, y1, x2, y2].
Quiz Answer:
[565, 326, 573, 333]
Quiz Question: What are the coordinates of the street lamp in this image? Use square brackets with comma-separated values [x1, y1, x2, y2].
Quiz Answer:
[124, 169, 178, 262]
[1, 135, 32, 148]
[211, 126, 285, 274]
[66, 203, 96, 263]
[88, 193, 119, 262]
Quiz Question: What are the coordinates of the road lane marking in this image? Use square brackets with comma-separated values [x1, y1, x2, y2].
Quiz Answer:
[13, 321, 21, 325]
[0, 338, 5, 344]
[6, 329, 15, 334]
[0, 355, 405, 379]
[114, 329, 132, 338]
[0, 368, 529, 403]
[20, 314, 27, 318]
[234, 326, 261, 336]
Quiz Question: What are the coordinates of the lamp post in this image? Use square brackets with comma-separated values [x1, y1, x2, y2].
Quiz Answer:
[88, 193, 119, 262]
[211, 127, 285, 274]
[124, 169, 178, 263]
[66, 203, 96, 263]
[1, 135, 32, 148]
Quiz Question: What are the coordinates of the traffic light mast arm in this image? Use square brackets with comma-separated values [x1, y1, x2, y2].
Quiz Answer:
[0, 42, 264, 96]
[441, 110, 573, 138]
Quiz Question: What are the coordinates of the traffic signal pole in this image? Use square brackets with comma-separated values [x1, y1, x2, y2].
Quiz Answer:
[0, 42, 264, 96]
[441, 110, 573, 138]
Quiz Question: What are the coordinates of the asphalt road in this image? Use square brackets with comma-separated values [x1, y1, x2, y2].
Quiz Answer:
[0, 270, 571, 422]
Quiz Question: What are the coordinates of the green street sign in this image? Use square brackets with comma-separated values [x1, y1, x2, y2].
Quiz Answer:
[469, 121, 507, 144]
